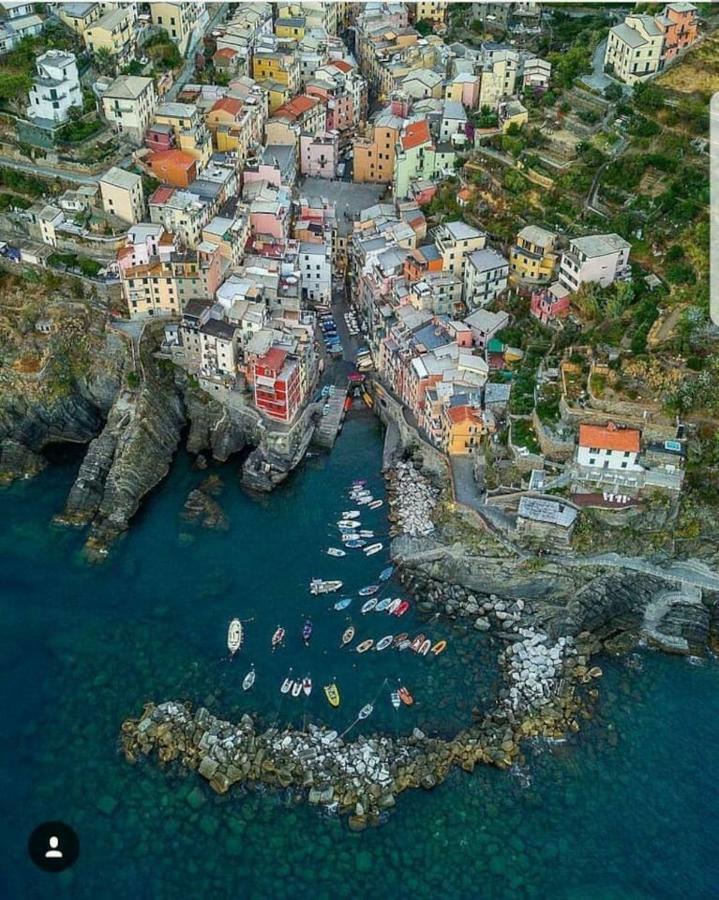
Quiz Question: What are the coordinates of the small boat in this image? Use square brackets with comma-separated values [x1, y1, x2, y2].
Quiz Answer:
[357, 530, 374, 539]
[410, 634, 426, 653]
[378, 566, 394, 582]
[368, 499, 383, 510]
[302, 620, 313, 645]
[364, 542, 383, 556]
[345, 539, 365, 549]
[375, 635, 393, 651]
[310, 579, 343, 595]
[431, 640, 447, 656]
[397, 640, 411, 651]
[360, 598, 377, 614]
[352, 479, 367, 487]
[337, 520, 360, 529]
[342, 510, 361, 519]
[341, 533, 359, 542]
[281, 671, 294, 693]
[356, 639, 374, 653]
[334, 597, 352, 611]
[393, 600, 410, 617]
[242, 666, 255, 691]
[392, 632, 409, 646]
[291, 680, 303, 697]
[324, 683, 340, 707]
[387, 598, 401, 615]
[358, 584, 379, 597]
[418, 639, 431, 656]
[358, 703, 373, 720]
[356, 496, 373, 505]
[352, 488, 370, 497]
[375, 597, 391, 612]
[327, 547, 346, 557]
[341, 625, 355, 646]
[390, 690, 401, 709]
[272, 627, 286, 650]
[302, 676, 312, 697]
[227, 618, 243, 656]
[398, 686, 414, 706]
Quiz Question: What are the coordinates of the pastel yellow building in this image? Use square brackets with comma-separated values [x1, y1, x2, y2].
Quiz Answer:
[99, 167, 145, 225]
[414, 2, 447, 26]
[149, 2, 206, 55]
[83, 6, 137, 66]
[154, 101, 213, 167]
[442, 404, 485, 456]
[57, 2, 102, 34]
[509, 225, 559, 285]
[275, 15, 306, 41]
[252, 49, 300, 96]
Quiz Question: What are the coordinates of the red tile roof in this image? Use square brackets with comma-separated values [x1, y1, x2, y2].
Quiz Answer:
[148, 149, 196, 171]
[214, 47, 237, 60]
[401, 119, 431, 151]
[210, 96, 243, 116]
[149, 186, 175, 205]
[257, 347, 288, 372]
[331, 60, 353, 73]
[446, 405, 482, 425]
[273, 94, 319, 120]
[579, 423, 640, 452]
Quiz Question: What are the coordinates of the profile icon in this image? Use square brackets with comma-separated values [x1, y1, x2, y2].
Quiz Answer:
[28, 822, 79, 873]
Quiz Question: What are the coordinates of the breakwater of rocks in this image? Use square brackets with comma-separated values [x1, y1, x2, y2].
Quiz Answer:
[387, 459, 438, 537]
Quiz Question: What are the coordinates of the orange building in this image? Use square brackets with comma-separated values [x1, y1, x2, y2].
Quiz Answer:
[659, 2, 698, 61]
[353, 113, 401, 184]
[147, 149, 197, 188]
[403, 244, 443, 282]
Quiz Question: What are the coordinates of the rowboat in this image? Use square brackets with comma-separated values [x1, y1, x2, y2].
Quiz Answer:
[387, 598, 401, 614]
[358, 703, 373, 720]
[431, 639, 447, 656]
[375, 597, 391, 612]
[360, 598, 377, 614]
[375, 635, 393, 651]
[356, 496, 373, 505]
[302, 677, 312, 697]
[397, 640, 411, 651]
[378, 566, 394, 582]
[341, 533, 359, 542]
[302, 620, 313, 645]
[291, 680, 303, 697]
[345, 539, 365, 549]
[356, 639, 374, 653]
[342, 510, 361, 519]
[334, 597, 352, 610]
[227, 618, 243, 656]
[418, 639, 431, 656]
[337, 520, 360, 529]
[242, 666, 255, 691]
[272, 626, 285, 650]
[410, 634, 426, 653]
[310, 579, 343, 595]
[368, 499, 383, 510]
[358, 530, 374, 539]
[341, 625, 355, 646]
[393, 632, 409, 646]
[393, 600, 410, 617]
[281, 671, 293, 693]
[358, 584, 379, 596]
[398, 686, 414, 706]
[327, 547, 346, 557]
[390, 690, 401, 709]
[364, 542, 383, 556]
[324, 683, 340, 707]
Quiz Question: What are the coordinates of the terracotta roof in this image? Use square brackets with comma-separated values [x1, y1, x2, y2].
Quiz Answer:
[273, 94, 319, 120]
[401, 119, 431, 151]
[210, 97, 243, 116]
[579, 423, 640, 453]
[148, 149, 196, 171]
[149, 186, 175, 205]
[213, 47, 237, 60]
[331, 60, 353, 73]
[446, 405, 482, 425]
[257, 347, 287, 372]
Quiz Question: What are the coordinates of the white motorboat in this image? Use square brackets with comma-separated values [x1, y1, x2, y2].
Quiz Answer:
[358, 703, 373, 720]
[337, 520, 360, 529]
[358, 530, 374, 538]
[327, 547, 346, 557]
[387, 598, 401, 614]
[342, 510, 361, 519]
[281, 671, 294, 693]
[227, 618, 243, 656]
[242, 667, 255, 691]
[310, 579, 343, 594]
[390, 690, 401, 709]
[302, 676, 312, 696]
[291, 680, 303, 697]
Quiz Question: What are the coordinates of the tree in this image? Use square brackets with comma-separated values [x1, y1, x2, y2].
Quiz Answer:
[604, 82, 623, 102]
[0, 71, 32, 105]
[633, 81, 664, 111]
[67, 104, 83, 122]
[415, 18, 433, 36]
[94, 47, 116, 76]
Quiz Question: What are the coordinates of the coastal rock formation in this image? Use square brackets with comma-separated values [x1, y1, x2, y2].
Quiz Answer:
[182, 475, 229, 530]
[181, 381, 259, 462]
[387, 460, 437, 537]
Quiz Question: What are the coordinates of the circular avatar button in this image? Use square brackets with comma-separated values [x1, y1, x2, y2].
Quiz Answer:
[28, 821, 79, 873]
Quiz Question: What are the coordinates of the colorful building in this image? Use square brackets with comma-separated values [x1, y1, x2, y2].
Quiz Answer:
[252, 346, 302, 423]
[509, 225, 558, 284]
[147, 149, 197, 188]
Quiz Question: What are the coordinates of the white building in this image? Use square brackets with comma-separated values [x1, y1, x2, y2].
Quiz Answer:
[199, 317, 238, 378]
[558, 233, 631, 294]
[576, 423, 642, 472]
[439, 100, 468, 145]
[37, 204, 64, 246]
[101, 75, 158, 144]
[464, 307, 509, 350]
[464, 247, 509, 309]
[27, 50, 81, 124]
[522, 56, 551, 90]
[300, 241, 332, 304]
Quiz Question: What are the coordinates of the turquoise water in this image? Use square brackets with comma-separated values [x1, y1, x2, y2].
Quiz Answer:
[1, 410, 718, 899]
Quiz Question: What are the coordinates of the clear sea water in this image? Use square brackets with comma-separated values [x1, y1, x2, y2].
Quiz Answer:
[1, 410, 717, 899]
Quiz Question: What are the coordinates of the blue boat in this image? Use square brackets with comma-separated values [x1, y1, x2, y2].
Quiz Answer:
[345, 539, 365, 549]
[378, 566, 394, 582]
[334, 598, 352, 610]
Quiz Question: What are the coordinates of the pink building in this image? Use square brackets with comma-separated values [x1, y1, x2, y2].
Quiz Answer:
[299, 131, 338, 179]
[530, 282, 571, 324]
[243, 162, 282, 189]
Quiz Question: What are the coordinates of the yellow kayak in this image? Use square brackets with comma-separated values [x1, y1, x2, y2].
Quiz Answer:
[324, 683, 340, 708]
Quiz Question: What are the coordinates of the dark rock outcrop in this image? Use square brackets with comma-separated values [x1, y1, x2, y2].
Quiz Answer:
[182, 475, 228, 530]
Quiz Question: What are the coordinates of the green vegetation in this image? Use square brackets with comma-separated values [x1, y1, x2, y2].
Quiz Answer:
[415, 19, 433, 37]
[56, 116, 103, 144]
[127, 370, 141, 389]
[48, 253, 102, 278]
[511, 418, 540, 454]
[143, 32, 182, 71]
[473, 105, 498, 129]
[0, 165, 51, 198]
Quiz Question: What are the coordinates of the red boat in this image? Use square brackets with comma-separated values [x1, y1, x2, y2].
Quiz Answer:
[393, 600, 410, 617]
[398, 686, 414, 706]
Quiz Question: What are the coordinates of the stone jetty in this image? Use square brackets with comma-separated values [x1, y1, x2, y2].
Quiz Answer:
[387, 460, 438, 537]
